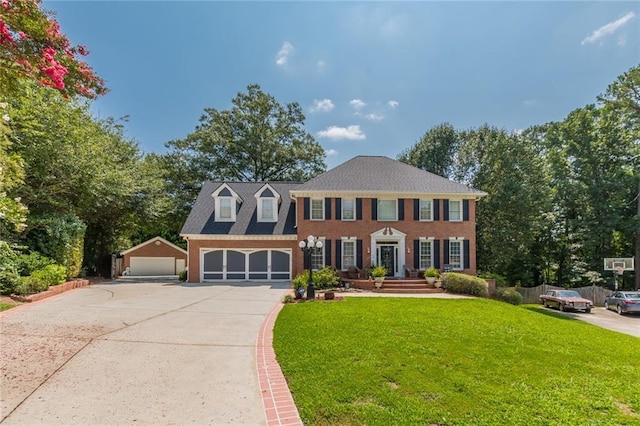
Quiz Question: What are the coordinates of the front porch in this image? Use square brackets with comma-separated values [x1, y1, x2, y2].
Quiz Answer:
[341, 277, 445, 294]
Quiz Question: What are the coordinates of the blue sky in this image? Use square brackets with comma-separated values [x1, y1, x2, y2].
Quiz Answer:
[46, 1, 639, 168]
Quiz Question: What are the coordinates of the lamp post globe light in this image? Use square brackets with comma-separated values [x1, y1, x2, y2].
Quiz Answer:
[299, 235, 323, 299]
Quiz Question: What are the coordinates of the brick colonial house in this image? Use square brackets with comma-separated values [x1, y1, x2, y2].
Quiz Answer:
[181, 156, 486, 283]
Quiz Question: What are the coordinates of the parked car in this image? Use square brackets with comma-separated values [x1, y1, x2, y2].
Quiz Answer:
[604, 291, 640, 315]
[540, 290, 593, 313]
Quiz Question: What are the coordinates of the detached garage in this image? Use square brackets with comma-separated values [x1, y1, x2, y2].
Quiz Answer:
[121, 237, 187, 276]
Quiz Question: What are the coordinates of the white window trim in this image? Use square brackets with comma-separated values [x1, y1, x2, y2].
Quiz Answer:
[341, 237, 357, 271]
[257, 198, 277, 222]
[377, 199, 398, 221]
[449, 238, 464, 270]
[311, 198, 324, 221]
[341, 198, 356, 221]
[310, 237, 326, 271]
[215, 197, 235, 222]
[419, 238, 434, 270]
[419, 199, 433, 222]
[448, 200, 462, 222]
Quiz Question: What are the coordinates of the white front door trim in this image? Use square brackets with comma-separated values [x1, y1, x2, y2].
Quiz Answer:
[369, 227, 406, 277]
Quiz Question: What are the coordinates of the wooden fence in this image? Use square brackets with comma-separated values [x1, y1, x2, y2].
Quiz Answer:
[516, 284, 613, 306]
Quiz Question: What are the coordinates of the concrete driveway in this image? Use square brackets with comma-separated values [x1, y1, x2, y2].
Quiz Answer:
[549, 306, 640, 337]
[0, 279, 289, 425]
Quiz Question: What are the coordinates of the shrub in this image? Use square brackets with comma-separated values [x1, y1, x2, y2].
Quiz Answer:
[30, 264, 67, 288]
[369, 265, 388, 278]
[178, 270, 187, 282]
[283, 294, 294, 304]
[0, 270, 19, 295]
[495, 288, 523, 305]
[478, 271, 507, 287]
[14, 275, 48, 295]
[424, 267, 439, 278]
[16, 251, 55, 276]
[292, 267, 340, 292]
[0, 241, 19, 295]
[292, 271, 308, 293]
[441, 272, 488, 297]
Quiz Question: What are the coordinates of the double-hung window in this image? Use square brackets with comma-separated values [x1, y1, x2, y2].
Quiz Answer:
[310, 240, 325, 270]
[342, 240, 356, 269]
[342, 198, 355, 221]
[311, 199, 324, 220]
[419, 200, 432, 221]
[449, 200, 462, 221]
[218, 198, 233, 221]
[449, 240, 463, 270]
[260, 198, 275, 221]
[419, 240, 433, 269]
[377, 199, 397, 221]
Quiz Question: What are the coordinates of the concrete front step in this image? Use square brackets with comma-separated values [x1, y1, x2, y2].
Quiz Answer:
[373, 288, 445, 294]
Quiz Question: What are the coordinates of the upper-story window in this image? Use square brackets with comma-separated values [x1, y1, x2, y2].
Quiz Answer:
[255, 184, 280, 223]
[449, 200, 462, 221]
[311, 199, 324, 220]
[378, 199, 397, 221]
[218, 198, 233, 220]
[419, 200, 433, 221]
[342, 198, 355, 221]
[213, 184, 241, 222]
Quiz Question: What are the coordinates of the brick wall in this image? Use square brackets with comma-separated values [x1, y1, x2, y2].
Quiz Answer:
[297, 197, 478, 276]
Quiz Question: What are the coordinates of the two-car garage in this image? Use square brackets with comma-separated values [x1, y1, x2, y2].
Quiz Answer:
[201, 249, 291, 281]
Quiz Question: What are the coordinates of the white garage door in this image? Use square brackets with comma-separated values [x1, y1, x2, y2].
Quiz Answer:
[130, 257, 175, 276]
[201, 249, 290, 281]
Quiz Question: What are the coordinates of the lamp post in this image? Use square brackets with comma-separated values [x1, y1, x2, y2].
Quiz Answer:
[298, 235, 323, 300]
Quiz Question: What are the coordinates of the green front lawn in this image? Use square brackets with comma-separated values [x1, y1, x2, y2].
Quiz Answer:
[273, 298, 640, 426]
[0, 301, 19, 312]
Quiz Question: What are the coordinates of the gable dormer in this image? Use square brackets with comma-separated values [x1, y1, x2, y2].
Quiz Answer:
[255, 183, 281, 222]
[212, 184, 242, 222]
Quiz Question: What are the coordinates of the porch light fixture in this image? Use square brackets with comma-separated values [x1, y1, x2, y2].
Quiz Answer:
[298, 235, 323, 300]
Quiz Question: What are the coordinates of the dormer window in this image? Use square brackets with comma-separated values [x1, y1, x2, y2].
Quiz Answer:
[212, 184, 242, 222]
[255, 184, 280, 223]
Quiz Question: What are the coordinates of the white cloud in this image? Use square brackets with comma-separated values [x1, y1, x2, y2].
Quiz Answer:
[581, 11, 635, 45]
[310, 99, 335, 113]
[364, 113, 385, 121]
[325, 149, 338, 156]
[317, 60, 326, 71]
[349, 99, 366, 110]
[317, 125, 366, 140]
[387, 100, 399, 109]
[275, 41, 294, 66]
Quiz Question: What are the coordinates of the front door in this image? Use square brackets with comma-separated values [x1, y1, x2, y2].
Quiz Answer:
[379, 245, 396, 277]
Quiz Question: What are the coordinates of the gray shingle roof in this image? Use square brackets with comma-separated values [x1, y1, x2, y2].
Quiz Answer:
[293, 156, 486, 195]
[181, 182, 300, 236]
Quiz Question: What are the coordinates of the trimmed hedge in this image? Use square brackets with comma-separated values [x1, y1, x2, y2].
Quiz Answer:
[441, 272, 489, 297]
[495, 288, 523, 305]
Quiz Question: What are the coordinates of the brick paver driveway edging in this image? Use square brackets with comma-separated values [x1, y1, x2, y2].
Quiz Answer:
[0, 280, 289, 425]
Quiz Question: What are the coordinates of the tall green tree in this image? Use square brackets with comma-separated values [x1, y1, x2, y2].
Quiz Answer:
[166, 83, 325, 184]
[398, 123, 460, 179]
[598, 64, 640, 290]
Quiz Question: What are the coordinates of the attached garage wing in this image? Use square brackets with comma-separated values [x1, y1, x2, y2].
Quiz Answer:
[202, 249, 291, 281]
[130, 257, 176, 276]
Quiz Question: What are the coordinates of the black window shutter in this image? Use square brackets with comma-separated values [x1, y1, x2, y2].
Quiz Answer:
[335, 198, 342, 220]
[371, 198, 378, 220]
[356, 240, 363, 269]
[325, 198, 331, 220]
[335, 240, 342, 269]
[463, 240, 470, 269]
[303, 249, 309, 269]
[356, 198, 363, 220]
[413, 240, 420, 269]
[463, 200, 470, 221]
[413, 199, 420, 221]
[434, 240, 440, 269]
[444, 239, 450, 265]
[398, 199, 404, 220]
[325, 240, 332, 266]
[443, 199, 449, 221]
[303, 198, 310, 220]
[434, 199, 440, 221]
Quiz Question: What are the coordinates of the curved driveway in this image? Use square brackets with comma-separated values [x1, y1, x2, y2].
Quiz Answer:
[0, 279, 289, 425]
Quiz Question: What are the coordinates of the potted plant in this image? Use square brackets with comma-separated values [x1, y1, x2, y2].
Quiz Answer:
[291, 271, 308, 299]
[370, 265, 388, 288]
[424, 267, 439, 286]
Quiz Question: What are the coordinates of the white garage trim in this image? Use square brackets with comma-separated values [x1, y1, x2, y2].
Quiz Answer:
[200, 248, 291, 281]
[130, 257, 176, 276]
